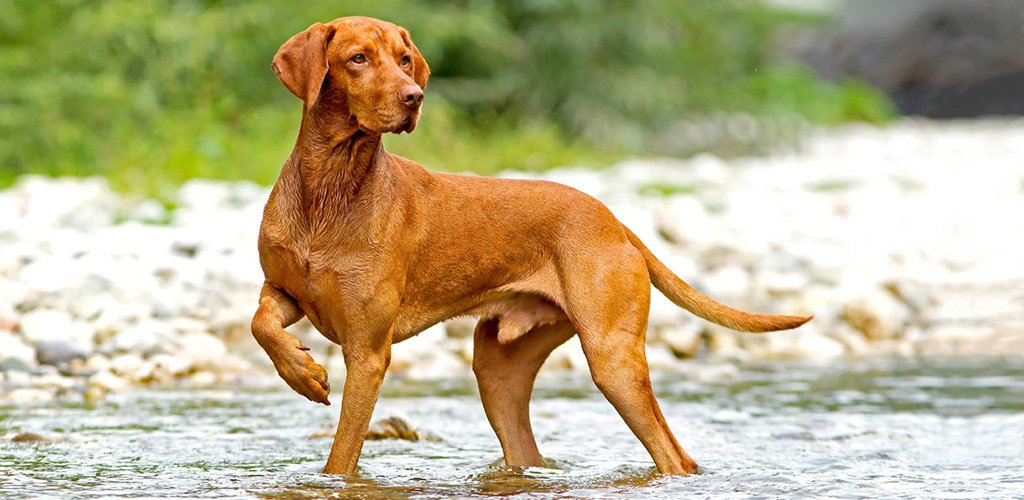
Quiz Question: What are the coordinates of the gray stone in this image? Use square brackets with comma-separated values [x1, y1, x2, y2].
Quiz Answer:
[130, 199, 168, 223]
[655, 197, 713, 248]
[701, 264, 751, 299]
[656, 321, 703, 359]
[30, 373, 75, 391]
[4, 388, 54, 402]
[841, 289, 910, 341]
[100, 320, 175, 356]
[89, 369, 130, 392]
[149, 354, 193, 379]
[443, 317, 476, 339]
[18, 309, 73, 343]
[0, 332, 36, 372]
[35, 340, 89, 367]
[793, 330, 846, 360]
[645, 344, 681, 371]
[175, 331, 227, 365]
[108, 354, 147, 380]
[757, 269, 810, 297]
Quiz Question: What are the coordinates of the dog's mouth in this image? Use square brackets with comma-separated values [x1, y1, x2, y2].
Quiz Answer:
[349, 112, 418, 135]
[383, 107, 420, 134]
[399, 113, 419, 133]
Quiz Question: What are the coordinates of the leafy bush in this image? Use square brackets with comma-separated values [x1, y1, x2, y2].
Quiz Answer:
[0, 0, 894, 195]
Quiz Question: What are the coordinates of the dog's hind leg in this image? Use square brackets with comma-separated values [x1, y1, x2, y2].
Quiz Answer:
[473, 318, 575, 467]
[566, 247, 699, 475]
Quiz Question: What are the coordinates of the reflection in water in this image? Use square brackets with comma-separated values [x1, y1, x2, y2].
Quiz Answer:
[2, 358, 1023, 499]
[254, 461, 667, 498]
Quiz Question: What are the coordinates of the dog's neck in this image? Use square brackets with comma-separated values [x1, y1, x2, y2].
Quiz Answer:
[278, 103, 389, 226]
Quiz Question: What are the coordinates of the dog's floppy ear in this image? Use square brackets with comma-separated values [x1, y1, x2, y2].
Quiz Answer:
[272, 23, 335, 109]
[399, 27, 430, 90]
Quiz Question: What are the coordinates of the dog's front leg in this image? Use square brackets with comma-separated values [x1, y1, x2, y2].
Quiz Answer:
[251, 283, 331, 405]
[322, 341, 392, 475]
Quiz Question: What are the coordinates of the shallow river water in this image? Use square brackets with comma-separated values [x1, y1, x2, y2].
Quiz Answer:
[2, 357, 1023, 499]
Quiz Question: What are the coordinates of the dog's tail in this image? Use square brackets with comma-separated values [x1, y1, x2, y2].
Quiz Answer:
[624, 227, 811, 333]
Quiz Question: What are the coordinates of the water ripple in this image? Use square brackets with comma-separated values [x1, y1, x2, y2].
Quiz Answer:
[1, 357, 1022, 498]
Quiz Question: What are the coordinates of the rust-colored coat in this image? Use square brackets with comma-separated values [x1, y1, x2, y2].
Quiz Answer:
[251, 16, 811, 475]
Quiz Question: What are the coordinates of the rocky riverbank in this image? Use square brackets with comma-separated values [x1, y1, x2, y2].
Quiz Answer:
[2, 120, 1022, 402]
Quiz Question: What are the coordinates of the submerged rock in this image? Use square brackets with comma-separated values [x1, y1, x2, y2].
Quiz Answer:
[365, 416, 441, 442]
[310, 416, 441, 442]
[11, 432, 57, 443]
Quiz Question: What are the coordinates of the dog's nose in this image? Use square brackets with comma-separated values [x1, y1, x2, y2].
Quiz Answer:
[398, 85, 424, 109]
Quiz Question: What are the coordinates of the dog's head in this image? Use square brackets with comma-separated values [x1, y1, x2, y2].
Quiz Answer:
[273, 16, 430, 134]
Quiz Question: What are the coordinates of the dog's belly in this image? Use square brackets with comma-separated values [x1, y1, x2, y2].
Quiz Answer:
[467, 293, 568, 344]
[390, 291, 567, 345]
[389, 254, 569, 345]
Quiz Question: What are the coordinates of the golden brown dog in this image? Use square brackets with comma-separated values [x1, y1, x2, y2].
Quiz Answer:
[251, 16, 811, 476]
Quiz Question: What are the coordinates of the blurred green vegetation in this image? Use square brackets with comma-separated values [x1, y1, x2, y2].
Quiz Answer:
[0, 0, 895, 197]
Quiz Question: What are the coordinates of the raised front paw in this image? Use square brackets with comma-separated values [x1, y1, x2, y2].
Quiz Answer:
[272, 346, 331, 405]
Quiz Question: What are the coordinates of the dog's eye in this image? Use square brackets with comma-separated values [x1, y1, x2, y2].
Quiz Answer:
[400, 55, 411, 66]
[350, 54, 366, 64]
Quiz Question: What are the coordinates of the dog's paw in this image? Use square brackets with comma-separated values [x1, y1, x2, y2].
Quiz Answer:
[273, 347, 331, 405]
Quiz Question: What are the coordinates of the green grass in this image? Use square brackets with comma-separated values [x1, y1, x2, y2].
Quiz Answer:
[806, 179, 860, 192]
[385, 99, 615, 176]
[0, 1, 896, 198]
[636, 182, 704, 198]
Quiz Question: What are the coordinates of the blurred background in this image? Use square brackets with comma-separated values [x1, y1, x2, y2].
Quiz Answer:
[4, 1, 1023, 194]
[0, 0, 907, 195]
[2, 2, 1024, 497]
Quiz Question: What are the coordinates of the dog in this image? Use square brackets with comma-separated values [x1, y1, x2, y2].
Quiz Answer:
[251, 16, 811, 475]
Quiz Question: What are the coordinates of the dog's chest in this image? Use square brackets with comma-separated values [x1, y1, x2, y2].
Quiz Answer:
[263, 238, 381, 333]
